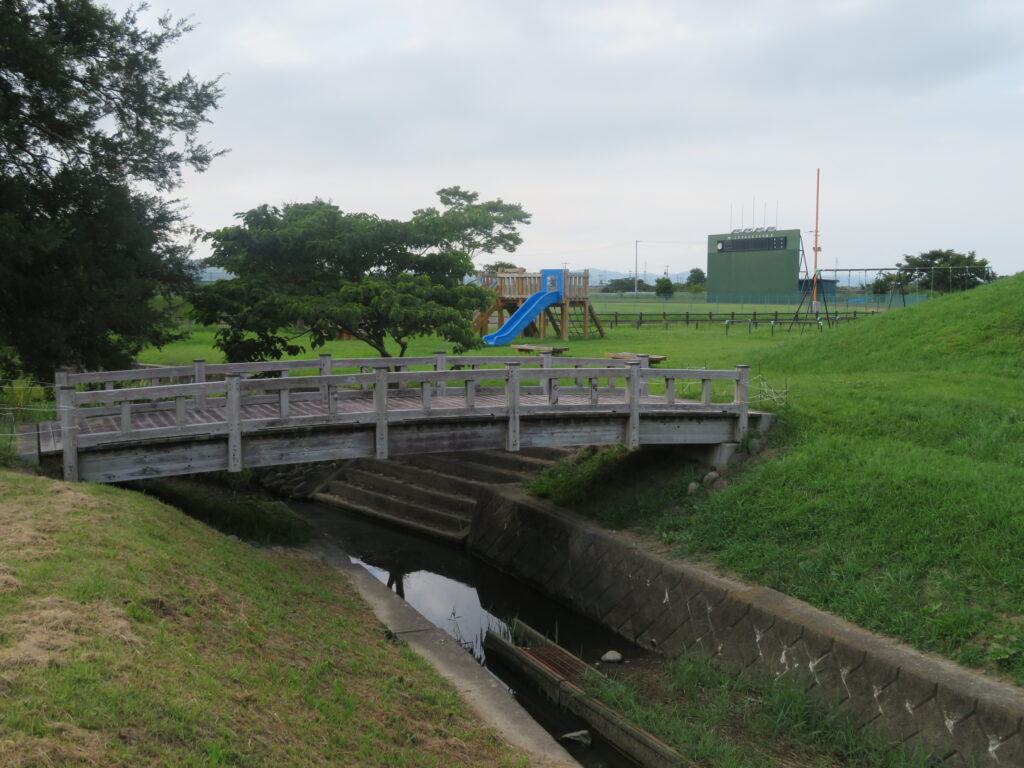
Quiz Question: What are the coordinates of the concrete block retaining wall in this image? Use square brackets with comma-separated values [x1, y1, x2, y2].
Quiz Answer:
[468, 487, 1024, 766]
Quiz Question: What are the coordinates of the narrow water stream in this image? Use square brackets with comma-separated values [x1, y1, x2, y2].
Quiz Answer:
[294, 501, 646, 768]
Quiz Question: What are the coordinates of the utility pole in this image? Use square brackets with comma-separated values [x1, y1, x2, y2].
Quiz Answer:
[812, 169, 821, 313]
[634, 240, 641, 295]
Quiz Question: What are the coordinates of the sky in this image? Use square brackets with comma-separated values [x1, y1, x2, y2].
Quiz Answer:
[116, 0, 1024, 278]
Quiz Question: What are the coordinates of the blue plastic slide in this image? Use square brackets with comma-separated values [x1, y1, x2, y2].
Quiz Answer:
[483, 269, 564, 346]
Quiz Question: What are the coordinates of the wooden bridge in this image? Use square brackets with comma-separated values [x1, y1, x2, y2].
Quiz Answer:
[25, 354, 768, 484]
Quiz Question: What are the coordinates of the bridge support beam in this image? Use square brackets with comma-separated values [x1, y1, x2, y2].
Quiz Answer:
[374, 366, 389, 459]
[193, 359, 207, 409]
[625, 361, 640, 449]
[226, 374, 242, 472]
[734, 365, 750, 441]
[505, 362, 521, 452]
[58, 384, 78, 482]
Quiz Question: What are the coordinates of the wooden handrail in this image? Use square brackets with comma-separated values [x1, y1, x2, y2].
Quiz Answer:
[60, 355, 665, 390]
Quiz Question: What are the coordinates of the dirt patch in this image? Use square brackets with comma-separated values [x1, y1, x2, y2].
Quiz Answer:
[0, 480, 109, 564]
[0, 721, 106, 768]
[0, 562, 19, 590]
[0, 596, 138, 670]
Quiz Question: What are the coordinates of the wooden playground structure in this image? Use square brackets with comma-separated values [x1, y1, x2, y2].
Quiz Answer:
[473, 269, 605, 340]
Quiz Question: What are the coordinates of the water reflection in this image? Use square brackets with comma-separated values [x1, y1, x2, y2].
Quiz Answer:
[354, 558, 506, 663]
[295, 500, 635, 666]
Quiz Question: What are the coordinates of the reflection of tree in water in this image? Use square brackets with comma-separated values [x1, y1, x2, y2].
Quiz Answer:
[386, 571, 406, 599]
[448, 607, 510, 666]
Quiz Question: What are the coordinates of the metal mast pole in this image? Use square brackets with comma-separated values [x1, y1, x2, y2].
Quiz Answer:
[811, 168, 821, 313]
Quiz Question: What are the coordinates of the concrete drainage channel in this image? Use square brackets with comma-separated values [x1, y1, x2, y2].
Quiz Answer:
[299, 501, 657, 767]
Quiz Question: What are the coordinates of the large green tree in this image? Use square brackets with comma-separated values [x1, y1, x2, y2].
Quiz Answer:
[868, 250, 995, 295]
[0, 0, 222, 380]
[897, 249, 995, 292]
[192, 188, 531, 359]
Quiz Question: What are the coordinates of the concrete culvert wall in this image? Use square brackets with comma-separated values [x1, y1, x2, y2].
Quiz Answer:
[468, 487, 1024, 767]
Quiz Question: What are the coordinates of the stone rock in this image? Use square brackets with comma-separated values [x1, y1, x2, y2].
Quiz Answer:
[560, 730, 591, 746]
[601, 650, 623, 663]
[712, 479, 729, 491]
[687, 481, 701, 495]
[747, 438, 764, 455]
[702, 470, 720, 486]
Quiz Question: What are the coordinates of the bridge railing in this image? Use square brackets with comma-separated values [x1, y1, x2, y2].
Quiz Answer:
[56, 353, 658, 405]
[54, 357, 749, 480]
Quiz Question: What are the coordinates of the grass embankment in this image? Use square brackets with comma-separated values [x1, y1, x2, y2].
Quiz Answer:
[0, 470, 524, 767]
[587, 657, 928, 768]
[537, 275, 1024, 684]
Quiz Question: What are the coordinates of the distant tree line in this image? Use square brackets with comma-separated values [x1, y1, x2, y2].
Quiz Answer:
[601, 267, 706, 297]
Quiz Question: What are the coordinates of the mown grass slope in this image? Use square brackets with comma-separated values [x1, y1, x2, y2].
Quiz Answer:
[0, 470, 524, 767]
[539, 275, 1024, 683]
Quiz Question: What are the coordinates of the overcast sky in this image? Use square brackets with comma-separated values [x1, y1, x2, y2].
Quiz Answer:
[117, 0, 1024, 278]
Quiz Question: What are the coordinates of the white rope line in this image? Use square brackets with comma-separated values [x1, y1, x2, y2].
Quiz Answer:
[0, 405, 70, 412]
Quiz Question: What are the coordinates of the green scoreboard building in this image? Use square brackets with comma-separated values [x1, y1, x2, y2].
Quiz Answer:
[706, 228, 802, 303]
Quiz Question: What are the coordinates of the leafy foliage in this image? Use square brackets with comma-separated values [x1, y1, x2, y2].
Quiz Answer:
[193, 188, 530, 359]
[899, 249, 994, 292]
[654, 276, 674, 298]
[685, 267, 707, 286]
[0, 0, 222, 379]
[870, 249, 995, 294]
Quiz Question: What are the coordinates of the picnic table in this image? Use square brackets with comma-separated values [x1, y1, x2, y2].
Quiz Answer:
[512, 344, 569, 355]
[603, 352, 667, 366]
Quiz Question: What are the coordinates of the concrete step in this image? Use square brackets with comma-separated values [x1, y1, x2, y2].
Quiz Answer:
[399, 453, 527, 485]
[519, 446, 577, 462]
[355, 458, 491, 499]
[325, 480, 471, 530]
[311, 491, 468, 545]
[345, 467, 476, 515]
[448, 450, 555, 475]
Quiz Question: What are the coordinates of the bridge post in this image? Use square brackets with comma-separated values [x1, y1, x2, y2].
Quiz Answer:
[735, 365, 750, 441]
[319, 354, 333, 401]
[193, 359, 207, 409]
[638, 354, 650, 397]
[505, 362, 521, 452]
[58, 385, 78, 481]
[226, 374, 242, 472]
[625, 361, 640, 448]
[433, 351, 447, 392]
[541, 352, 553, 399]
[374, 366, 389, 459]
